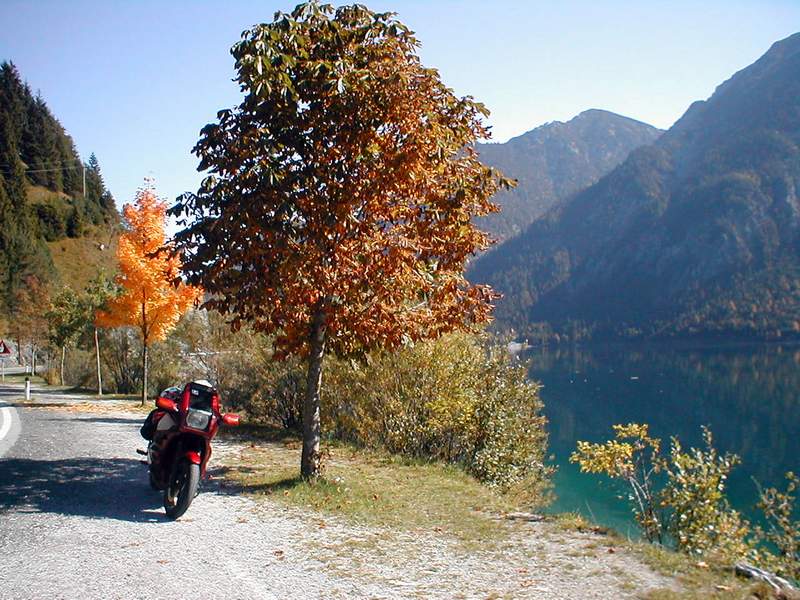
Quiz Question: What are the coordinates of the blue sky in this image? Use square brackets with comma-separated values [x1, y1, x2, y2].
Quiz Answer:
[1, 1, 798, 211]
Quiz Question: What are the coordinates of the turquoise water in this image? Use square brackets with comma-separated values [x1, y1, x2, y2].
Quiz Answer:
[528, 342, 800, 537]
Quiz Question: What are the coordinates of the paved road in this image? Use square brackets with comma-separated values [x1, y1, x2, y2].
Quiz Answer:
[0, 382, 349, 600]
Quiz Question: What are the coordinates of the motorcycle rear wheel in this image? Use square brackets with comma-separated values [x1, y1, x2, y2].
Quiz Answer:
[163, 459, 199, 520]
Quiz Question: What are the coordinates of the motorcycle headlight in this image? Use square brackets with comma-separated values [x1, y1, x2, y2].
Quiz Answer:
[186, 408, 212, 431]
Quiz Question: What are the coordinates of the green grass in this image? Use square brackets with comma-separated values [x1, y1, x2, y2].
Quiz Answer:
[221, 426, 532, 546]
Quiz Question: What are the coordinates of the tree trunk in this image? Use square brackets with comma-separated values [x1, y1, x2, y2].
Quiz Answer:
[141, 340, 148, 407]
[31, 345, 36, 377]
[60, 346, 66, 386]
[301, 307, 327, 480]
[94, 328, 103, 396]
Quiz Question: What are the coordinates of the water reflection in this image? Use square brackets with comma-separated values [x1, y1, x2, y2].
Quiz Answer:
[529, 342, 800, 533]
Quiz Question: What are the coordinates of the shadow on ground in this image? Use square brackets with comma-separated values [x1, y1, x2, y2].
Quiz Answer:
[0, 456, 166, 522]
[66, 416, 143, 425]
[4, 402, 73, 409]
[212, 464, 305, 496]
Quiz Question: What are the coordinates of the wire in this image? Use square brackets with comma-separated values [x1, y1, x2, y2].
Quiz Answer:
[0, 158, 86, 175]
[0, 165, 84, 175]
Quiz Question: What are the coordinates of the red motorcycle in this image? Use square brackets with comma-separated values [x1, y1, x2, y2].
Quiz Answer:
[139, 380, 239, 519]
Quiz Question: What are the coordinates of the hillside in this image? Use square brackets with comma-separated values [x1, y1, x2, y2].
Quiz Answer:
[476, 110, 662, 241]
[470, 32, 800, 342]
[0, 61, 118, 316]
[47, 226, 118, 291]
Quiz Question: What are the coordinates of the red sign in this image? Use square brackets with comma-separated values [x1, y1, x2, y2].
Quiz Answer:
[0, 340, 11, 356]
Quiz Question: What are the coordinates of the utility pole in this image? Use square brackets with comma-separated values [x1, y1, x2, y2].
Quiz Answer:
[83, 164, 86, 199]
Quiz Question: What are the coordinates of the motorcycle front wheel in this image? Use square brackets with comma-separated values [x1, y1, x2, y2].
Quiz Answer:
[163, 459, 199, 520]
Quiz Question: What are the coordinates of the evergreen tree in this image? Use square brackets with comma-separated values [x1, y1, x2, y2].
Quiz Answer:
[0, 62, 27, 145]
[21, 95, 63, 191]
[0, 176, 13, 309]
[0, 83, 55, 315]
[0, 60, 114, 325]
[0, 109, 27, 209]
[59, 136, 81, 196]
[84, 153, 116, 224]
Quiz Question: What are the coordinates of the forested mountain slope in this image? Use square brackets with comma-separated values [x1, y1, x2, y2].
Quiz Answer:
[471, 32, 800, 342]
[0, 61, 117, 316]
[476, 109, 662, 241]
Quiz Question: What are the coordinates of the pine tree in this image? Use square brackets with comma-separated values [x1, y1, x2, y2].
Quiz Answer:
[21, 95, 63, 191]
[0, 62, 27, 145]
[0, 176, 13, 309]
[60, 136, 81, 196]
[0, 104, 54, 311]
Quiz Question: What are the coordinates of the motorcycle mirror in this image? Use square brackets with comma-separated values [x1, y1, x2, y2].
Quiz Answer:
[156, 396, 178, 412]
[222, 413, 240, 426]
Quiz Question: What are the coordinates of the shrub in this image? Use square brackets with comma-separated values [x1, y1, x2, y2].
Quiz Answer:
[100, 327, 141, 393]
[147, 336, 184, 396]
[162, 310, 305, 424]
[571, 423, 664, 543]
[573, 424, 800, 574]
[62, 347, 96, 389]
[35, 204, 67, 241]
[323, 332, 550, 490]
[43, 367, 60, 386]
[755, 472, 800, 580]
[661, 427, 751, 562]
[41, 347, 97, 389]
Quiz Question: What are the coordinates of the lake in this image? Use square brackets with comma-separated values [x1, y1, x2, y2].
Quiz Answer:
[527, 342, 800, 537]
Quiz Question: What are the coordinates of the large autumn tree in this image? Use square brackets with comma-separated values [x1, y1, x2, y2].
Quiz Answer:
[171, 2, 511, 478]
[98, 184, 201, 405]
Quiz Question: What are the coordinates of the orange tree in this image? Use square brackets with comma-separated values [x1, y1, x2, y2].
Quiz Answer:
[98, 184, 201, 405]
[170, 2, 511, 478]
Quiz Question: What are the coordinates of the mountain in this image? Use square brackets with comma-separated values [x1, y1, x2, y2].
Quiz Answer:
[476, 109, 662, 240]
[0, 61, 118, 317]
[470, 33, 800, 342]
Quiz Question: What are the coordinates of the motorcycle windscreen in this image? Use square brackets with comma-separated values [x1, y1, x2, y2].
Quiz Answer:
[188, 384, 214, 411]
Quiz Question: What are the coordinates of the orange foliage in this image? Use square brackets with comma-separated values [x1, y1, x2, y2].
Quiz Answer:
[172, 3, 512, 360]
[97, 184, 200, 343]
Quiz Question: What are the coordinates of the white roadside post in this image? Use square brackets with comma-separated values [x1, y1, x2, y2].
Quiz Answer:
[25, 377, 30, 401]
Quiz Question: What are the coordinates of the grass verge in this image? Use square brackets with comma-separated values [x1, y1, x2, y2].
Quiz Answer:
[220, 425, 541, 547]
[635, 542, 781, 599]
[528, 510, 792, 598]
[1, 373, 47, 385]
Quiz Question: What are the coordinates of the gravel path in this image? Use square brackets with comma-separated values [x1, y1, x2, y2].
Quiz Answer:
[0, 382, 677, 599]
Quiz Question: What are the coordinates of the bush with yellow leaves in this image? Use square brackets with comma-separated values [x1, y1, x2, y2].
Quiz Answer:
[572, 424, 800, 576]
[215, 327, 550, 494]
[661, 428, 751, 562]
[571, 424, 749, 558]
[755, 472, 800, 580]
[323, 332, 551, 491]
[571, 423, 664, 543]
